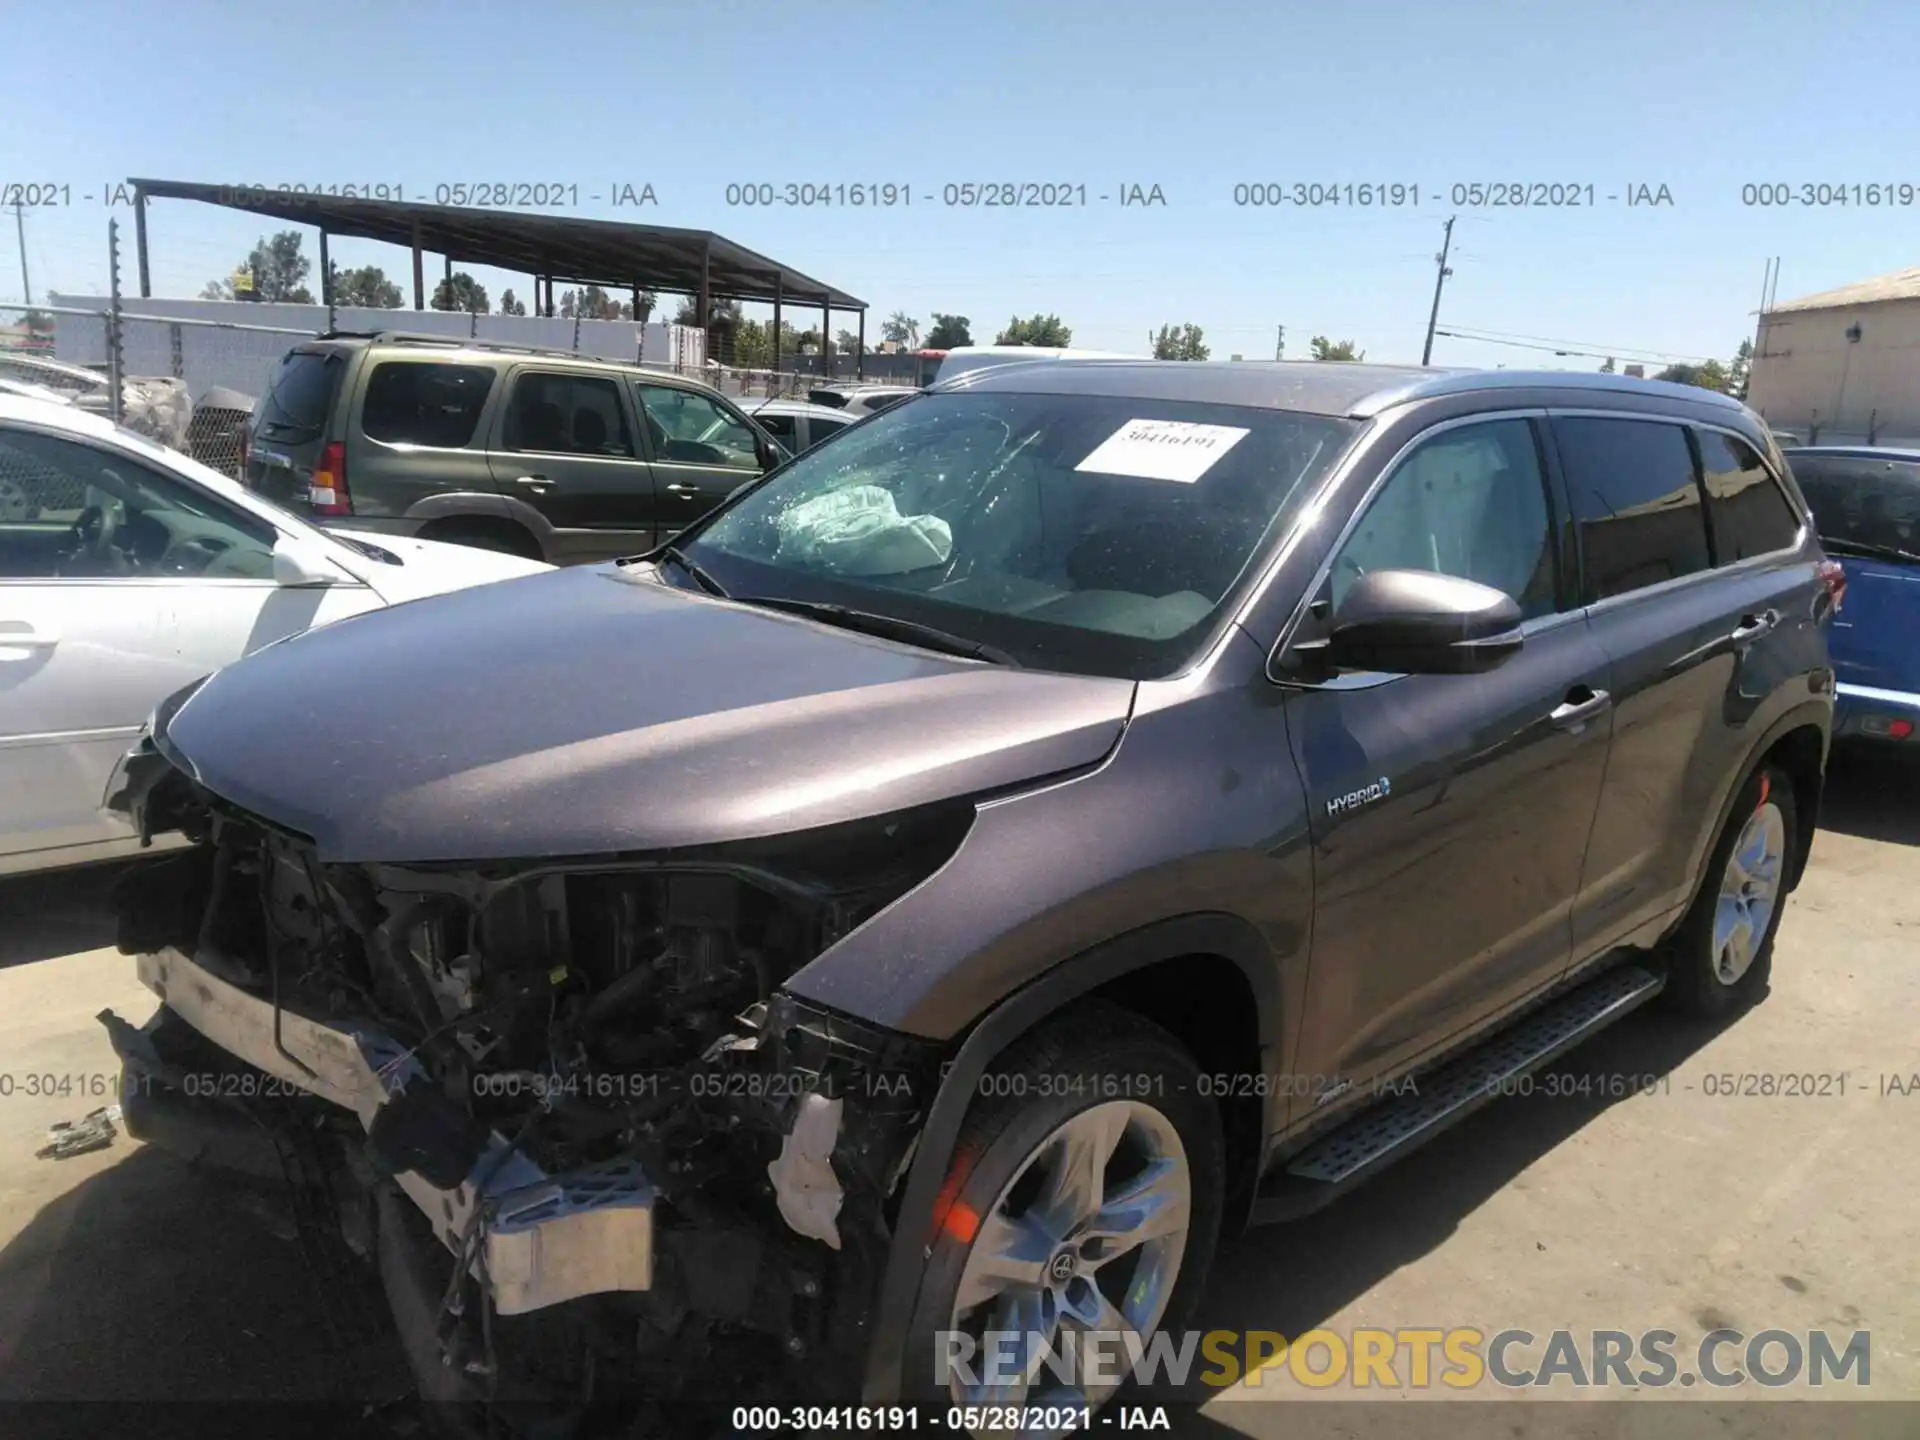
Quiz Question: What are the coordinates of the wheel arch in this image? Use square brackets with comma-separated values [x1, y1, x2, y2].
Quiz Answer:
[1684, 701, 1831, 911]
[407, 493, 551, 559]
[859, 911, 1281, 1403]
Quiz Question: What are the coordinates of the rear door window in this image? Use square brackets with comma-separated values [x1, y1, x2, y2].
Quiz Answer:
[1554, 416, 1711, 601]
[1696, 429, 1801, 562]
[361, 362, 496, 448]
[256, 348, 344, 440]
[755, 413, 799, 448]
[503, 372, 634, 457]
[1790, 454, 1920, 558]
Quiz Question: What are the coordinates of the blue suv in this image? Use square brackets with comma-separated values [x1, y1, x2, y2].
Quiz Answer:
[1784, 447, 1920, 744]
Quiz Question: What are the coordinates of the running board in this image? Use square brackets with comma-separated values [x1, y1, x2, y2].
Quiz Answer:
[1252, 963, 1665, 1224]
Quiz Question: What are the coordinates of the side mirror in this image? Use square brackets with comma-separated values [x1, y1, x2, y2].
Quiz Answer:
[1314, 569, 1524, 675]
[272, 535, 347, 587]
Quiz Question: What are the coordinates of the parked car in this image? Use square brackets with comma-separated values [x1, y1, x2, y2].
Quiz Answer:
[748, 397, 858, 454]
[0, 375, 77, 407]
[0, 350, 192, 449]
[106, 362, 1836, 1431]
[242, 331, 786, 564]
[0, 396, 548, 878]
[1781, 445, 1920, 743]
[806, 383, 921, 416]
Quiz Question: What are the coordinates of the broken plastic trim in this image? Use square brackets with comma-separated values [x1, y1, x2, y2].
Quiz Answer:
[134, 944, 656, 1315]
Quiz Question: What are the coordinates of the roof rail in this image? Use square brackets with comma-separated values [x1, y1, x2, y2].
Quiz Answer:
[314, 329, 617, 363]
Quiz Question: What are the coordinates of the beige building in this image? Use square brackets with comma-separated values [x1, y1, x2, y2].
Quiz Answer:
[1746, 265, 1920, 446]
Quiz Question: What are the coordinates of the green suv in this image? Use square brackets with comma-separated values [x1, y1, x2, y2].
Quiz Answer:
[242, 331, 788, 562]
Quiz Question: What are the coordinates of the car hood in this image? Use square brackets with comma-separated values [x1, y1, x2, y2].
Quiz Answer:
[326, 531, 552, 601]
[158, 564, 1135, 862]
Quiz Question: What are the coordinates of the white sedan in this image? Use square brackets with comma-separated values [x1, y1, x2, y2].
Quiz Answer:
[0, 396, 550, 877]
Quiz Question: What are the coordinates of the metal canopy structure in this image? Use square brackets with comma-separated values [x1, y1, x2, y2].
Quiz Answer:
[125, 177, 868, 376]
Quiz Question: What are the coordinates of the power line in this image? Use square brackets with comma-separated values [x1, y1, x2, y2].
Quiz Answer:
[1438, 323, 1720, 364]
[1432, 330, 1714, 366]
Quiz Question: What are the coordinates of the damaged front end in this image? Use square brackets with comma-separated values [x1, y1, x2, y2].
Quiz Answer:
[106, 747, 959, 1433]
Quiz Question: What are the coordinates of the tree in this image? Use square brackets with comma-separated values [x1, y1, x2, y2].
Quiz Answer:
[21, 308, 53, 335]
[1598, 356, 1616, 373]
[995, 313, 1072, 347]
[1729, 338, 1754, 400]
[631, 290, 657, 325]
[671, 296, 741, 328]
[881, 311, 918, 346]
[556, 285, 629, 321]
[835, 329, 864, 356]
[926, 313, 971, 348]
[728, 318, 808, 370]
[1654, 359, 1730, 393]
[431, 272, 490, 314]
[499, 289, 527, 317]
[1308, 335, 1364, 361]
[333, 265, 402, 308]
[1150, 323, 1210, 361]
[203, 230, 315, 303]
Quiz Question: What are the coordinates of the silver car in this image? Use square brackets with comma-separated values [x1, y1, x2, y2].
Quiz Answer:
[0, 396, 550, 876]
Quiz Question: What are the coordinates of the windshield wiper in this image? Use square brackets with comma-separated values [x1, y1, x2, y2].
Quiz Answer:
[733, 596, 1021, 667]
[647, 544, 729, 596]
[1822, 536, 1920, 566]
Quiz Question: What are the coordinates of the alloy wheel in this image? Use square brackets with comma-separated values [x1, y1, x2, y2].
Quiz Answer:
[1712, 800, 1785, 986]
[947, 1100, 1192, 1430]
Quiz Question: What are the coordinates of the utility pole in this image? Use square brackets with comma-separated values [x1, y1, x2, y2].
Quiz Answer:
[107, 219, 124, 424]
[11, 202, 30, 305]
[1420, 215, 1456, 366]
[1274, 323, 1285, 361]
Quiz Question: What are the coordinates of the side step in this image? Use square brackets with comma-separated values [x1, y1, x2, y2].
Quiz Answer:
[1252, 963, 1665, 1224]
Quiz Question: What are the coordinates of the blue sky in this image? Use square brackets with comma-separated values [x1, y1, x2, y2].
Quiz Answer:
[3, 0, 1917, 370]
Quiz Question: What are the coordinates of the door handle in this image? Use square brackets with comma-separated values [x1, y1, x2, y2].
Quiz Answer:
[0, 630, 59, 655]
[1549, 686, 1611, 730]
[665, 482, 701, 497]
[1729, 610, 1779, 646]
[514, 474, 550, 488]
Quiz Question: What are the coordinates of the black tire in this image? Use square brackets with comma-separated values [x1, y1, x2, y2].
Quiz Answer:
[902, 1001, 1224, 1411]
[1663, 761, 1797, 1018]
[421, 519, 544, 561]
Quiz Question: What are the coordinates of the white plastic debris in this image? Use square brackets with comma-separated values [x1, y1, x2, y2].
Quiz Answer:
[766, 1093, 845, 1249]
[36, 1104, 122, 1161]
[772, 485, 952, 575]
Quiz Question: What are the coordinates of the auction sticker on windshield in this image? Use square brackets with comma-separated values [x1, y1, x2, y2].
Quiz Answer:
[1074, 418, 1250, 483]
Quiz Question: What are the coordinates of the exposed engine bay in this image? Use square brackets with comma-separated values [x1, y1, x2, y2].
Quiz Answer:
[107, 753, 964, 1436]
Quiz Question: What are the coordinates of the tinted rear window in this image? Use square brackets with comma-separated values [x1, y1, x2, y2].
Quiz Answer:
[1789, 454, 1920, 556]
[1697, 429, 1801, 562]
[1555, 416, 1710, 601]
[361, 361, 496, 448]
[257, 349, 344, 438]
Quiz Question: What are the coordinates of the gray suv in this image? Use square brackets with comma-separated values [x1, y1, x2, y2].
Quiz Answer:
[110, 361, 1838, 1434]
[243, 331, 784, 563]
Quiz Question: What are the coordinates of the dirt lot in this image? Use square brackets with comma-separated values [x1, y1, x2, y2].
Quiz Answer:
[0, 747, 1915, 1439]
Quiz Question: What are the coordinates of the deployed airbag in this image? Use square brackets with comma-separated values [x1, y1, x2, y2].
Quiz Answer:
[773, 484, 952, 575]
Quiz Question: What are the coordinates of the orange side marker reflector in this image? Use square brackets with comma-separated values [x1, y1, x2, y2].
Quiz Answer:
[1757, 774, 1771, 807]
[942, 1199, 981, 1245]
